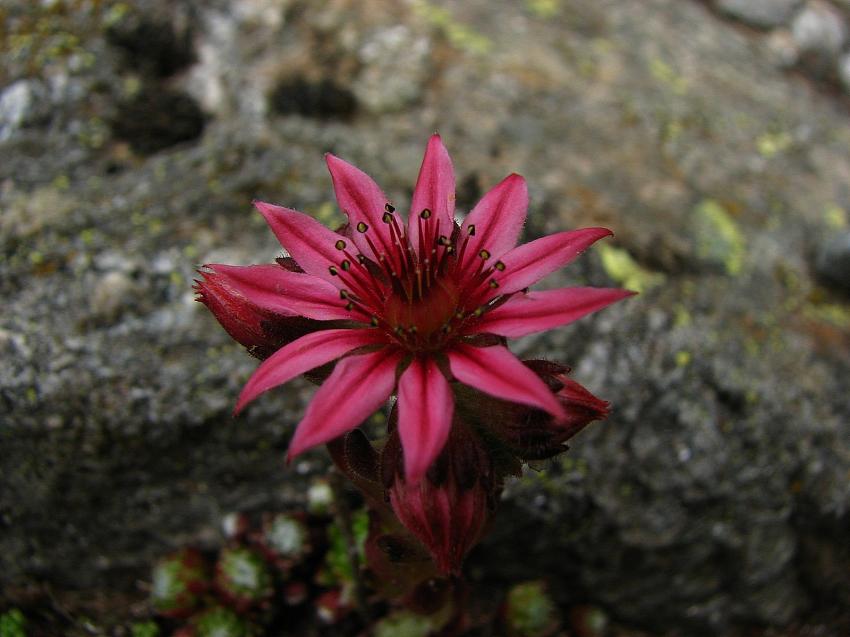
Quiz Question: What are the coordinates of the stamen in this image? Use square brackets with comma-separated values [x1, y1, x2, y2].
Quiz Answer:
[494, 261, 506, 271]
[328, 265, 338, 276]
[385, 203, 395, 213]
[455, 233, 472, 269]
[467, 224, 476, 236]
[335, 239, 346, 250]
[382, 211, 394, 224]
[357, 222, 369, 233]
[479, 249, 491, 260]
[489, 279, 499, 289]
[336, 258, 385, 309]
[420, 208, 432, 220]
[370, 316, 379, 327]
[338, 292, 375, 320]
[339, 290, 349, 299]
[428, 219, 442, 280]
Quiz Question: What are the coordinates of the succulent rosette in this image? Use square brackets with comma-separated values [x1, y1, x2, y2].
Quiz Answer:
[196, 135, 632, 485]
[214, 547, 274, 612]
[150, 548, 210, 619]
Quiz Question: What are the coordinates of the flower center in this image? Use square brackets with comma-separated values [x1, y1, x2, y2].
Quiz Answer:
[326, 206, 506, 352]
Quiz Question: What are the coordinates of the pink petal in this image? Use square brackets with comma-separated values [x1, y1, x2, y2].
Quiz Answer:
[447, 344, 564, 419]
[325, 154, 395, 261]
[287, 348, 401, 459]
[235, 328, 387, 414]
[397, 357, 454, 484]
[408, 134, 455, 252]
[254, 201, 346, 285]
[472, 287, 635, 338]
[494, 228, 613, 295]
[205, 264, 353, 321]
[459, 173, 527, 270]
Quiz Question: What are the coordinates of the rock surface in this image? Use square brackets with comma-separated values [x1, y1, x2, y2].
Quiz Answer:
[715, 0, 803, 29]
[2, 0, 849, 634]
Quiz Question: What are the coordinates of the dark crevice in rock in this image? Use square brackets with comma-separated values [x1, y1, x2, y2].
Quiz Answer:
[110, 89, 206, 154]
[106, 15, 195, 79]
[268, 76, 358, 120]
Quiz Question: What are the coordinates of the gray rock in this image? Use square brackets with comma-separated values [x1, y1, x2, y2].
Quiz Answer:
[0, 79, 50, 142]
[815, 231, 850, 292]
[791, 0, 847, 59]
[839, 50, 850, 91]
[766, 28, 801, 67]
[715, 0, 802, 29]
[353, 25, 432, 113]
[2, 0, 850, 634]
[89, 271, 138, 324]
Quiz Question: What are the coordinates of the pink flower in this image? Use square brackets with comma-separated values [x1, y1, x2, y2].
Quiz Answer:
[199, 135, 632, 483]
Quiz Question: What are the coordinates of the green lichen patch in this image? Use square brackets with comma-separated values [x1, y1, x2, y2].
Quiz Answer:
[597, 243, 665, 293]
[411, 0, 493, 55]
[692, 199, 746, 276]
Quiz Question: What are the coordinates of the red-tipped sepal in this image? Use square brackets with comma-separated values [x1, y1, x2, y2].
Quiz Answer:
[490, 360, 610, 460]
[194, 262, 325, 360]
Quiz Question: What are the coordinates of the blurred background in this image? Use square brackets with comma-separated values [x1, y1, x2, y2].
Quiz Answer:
[1, 0, 849, 635]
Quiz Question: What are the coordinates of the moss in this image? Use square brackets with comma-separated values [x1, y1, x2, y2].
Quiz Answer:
[674, 304, 692, 328]
[756, 131, 792, 158]
[693, 199, 746, 276]
[411, 0, 493, 55]
[526, 0, 561, 19]
[597, 243, 665, 293]
[823, 204, 847, 229]
[0, 609, 26, 637]
[313, 201, 344, 228]
[802, 302, 850, 330]
[505, 580, 558, 637]
[649, 57, 687, 95]
[129, 621, 160, 637]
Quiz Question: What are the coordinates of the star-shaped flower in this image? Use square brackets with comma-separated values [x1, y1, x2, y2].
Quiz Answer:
[197, 135, 632, 483]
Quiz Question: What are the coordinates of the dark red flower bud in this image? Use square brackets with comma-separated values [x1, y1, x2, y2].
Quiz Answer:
[491, 361, 609, 460]
[384, 422, 497, 576]
[194, 264, 323, 360]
